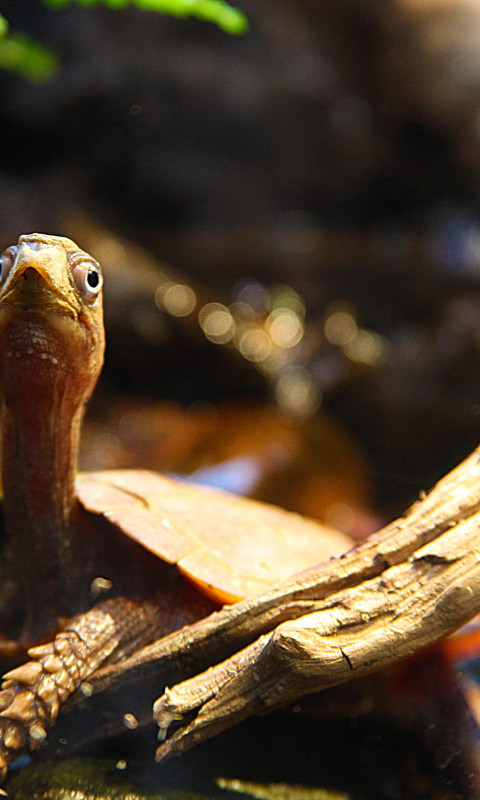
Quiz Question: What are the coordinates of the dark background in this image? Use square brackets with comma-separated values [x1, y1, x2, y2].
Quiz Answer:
[3, 0, 480, 517]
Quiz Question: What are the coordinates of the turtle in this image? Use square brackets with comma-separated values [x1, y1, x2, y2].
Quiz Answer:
[0, 232, 352, 779]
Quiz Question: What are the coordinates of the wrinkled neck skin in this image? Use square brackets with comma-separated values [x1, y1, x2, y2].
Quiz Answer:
[0, 317, 101, 641]
[1, 393, 88, 641]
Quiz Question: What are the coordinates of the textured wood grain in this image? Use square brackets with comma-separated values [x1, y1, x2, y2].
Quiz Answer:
[51, 443, 480, 760]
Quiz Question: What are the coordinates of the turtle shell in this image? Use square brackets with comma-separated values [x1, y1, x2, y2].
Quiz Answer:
[77, 469, 353, 604]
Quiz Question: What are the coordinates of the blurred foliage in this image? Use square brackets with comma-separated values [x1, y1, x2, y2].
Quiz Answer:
[0, 0, 248, 81]
[42, 0, 248, 33]
[6, 758, 349, 799]
[0, 16, 58, 81]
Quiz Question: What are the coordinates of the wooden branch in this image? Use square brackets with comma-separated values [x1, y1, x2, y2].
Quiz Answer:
[154, 510, 480, 758]
[51, 444, 480, 757]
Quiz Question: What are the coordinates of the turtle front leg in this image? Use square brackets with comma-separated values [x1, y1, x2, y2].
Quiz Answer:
[0, 596, 163, 780]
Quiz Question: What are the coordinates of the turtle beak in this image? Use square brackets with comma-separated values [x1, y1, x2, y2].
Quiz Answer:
[0, 235, 80, 317]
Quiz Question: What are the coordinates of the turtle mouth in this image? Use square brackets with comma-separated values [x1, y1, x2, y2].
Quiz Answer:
[0, 269, 78, 321]
[0, 238, 83, 322]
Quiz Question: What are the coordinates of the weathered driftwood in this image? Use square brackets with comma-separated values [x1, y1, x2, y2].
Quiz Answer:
[53, 444, 480, 758]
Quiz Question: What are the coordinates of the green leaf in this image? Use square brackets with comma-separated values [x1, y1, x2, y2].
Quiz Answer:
[0, 32, 59, 81]
[0, 0, 248, 82]
[42, 0, 249, 34]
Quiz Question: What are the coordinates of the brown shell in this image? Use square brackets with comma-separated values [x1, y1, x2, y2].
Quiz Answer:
[76, 469, 352, 604]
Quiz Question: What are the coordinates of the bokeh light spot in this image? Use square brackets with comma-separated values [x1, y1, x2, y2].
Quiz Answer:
[156, 282, 196, 317]
[344, 330, 389, 365]
[275, 370, 320, 416]
[324, 309, 358, 346]
[238, 328, 272, 362]
[199, 302, 236, 343]
[268, 308, 303, 348]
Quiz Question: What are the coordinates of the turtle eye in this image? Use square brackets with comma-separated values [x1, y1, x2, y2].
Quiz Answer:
[70, 255, 103, 301]
[0, 246, 18, 285]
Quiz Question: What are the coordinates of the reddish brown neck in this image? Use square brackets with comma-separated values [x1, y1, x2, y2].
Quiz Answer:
[0, 309, 102, 639]
[0, 382, 89, 638]
[0, 238, 106, 642]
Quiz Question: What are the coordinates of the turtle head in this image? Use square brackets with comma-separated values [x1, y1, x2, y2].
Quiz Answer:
[0, 233, 105, 404]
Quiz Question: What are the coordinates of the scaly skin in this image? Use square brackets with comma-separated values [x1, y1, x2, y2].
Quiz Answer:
[0, 597, 168, 779]
[0, 234, 217, 779]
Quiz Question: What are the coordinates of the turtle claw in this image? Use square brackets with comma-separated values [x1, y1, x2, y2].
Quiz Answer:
[0, 596, 167, 781]
[3, 662, 43, 685]
[0, 624, 100, 779]
[0, 656, 57, 777]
